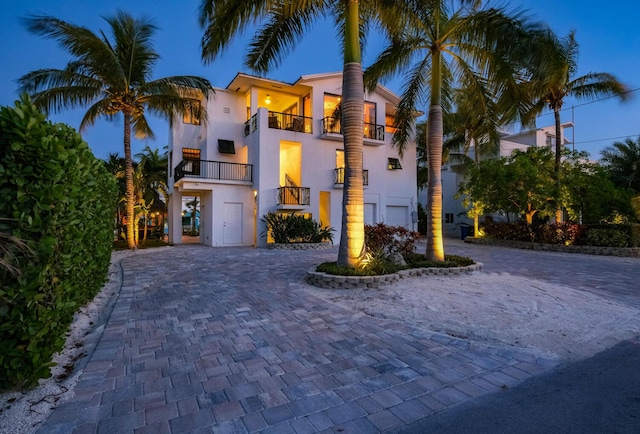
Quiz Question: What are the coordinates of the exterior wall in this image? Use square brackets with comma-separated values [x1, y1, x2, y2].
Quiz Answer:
[168, 72, 417, 248]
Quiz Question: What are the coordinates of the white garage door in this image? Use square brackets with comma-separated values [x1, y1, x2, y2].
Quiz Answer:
[386, 206, 409, 228]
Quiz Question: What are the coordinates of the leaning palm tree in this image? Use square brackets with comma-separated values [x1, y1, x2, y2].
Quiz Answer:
[600, 136, 640, 193]
[526, 29, 629, 222]
[365, 0, 529, 261]
[19, 11, 213, 249]
[199, 0, 399, 267]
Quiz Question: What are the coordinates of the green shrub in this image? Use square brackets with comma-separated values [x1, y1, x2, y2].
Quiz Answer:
[262, 212, 334, 244]
[0, 95, 118, 389]
[583, 226, 631, 247]
[405, 253, 474, 268]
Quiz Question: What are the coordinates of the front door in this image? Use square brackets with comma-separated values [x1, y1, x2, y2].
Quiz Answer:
[223, 202, 243, 245]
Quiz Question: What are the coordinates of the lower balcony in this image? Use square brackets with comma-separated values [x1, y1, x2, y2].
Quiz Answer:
[174, 159, 253, 184]
[334, 167, 369, 187]
[278, 186, 310, 209]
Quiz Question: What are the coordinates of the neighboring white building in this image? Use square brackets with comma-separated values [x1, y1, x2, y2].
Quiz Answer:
[439, 122, 573, 236]
[167, 72, 417, 247]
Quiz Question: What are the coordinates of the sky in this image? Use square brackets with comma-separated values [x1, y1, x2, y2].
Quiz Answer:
[1, 0, 639, 161]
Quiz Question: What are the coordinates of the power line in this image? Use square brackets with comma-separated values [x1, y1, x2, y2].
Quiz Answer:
[574, 134, 640, 146]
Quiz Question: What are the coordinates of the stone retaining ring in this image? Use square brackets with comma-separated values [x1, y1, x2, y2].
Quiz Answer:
[306, 262, 483, 289]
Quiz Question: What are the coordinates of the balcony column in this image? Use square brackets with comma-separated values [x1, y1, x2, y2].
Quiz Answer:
[167, 190, 183, 245]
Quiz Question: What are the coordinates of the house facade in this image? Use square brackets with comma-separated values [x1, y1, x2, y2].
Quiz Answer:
[167, 72, 417, 247]
[438, 122, 574, 236]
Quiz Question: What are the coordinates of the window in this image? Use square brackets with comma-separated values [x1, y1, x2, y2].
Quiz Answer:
[385, 114, 397, 134]
[183, 100, 201, 125]
[364, 101, 376, 125]
[182, 148, 200, 160]
[445, 213, 454, 224]
[218, 139, 235, 154]
[388, 158, 402, 170]
[335, 150, 345, 168]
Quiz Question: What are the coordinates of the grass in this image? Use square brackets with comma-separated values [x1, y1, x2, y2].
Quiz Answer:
[316, 253, 475, 276]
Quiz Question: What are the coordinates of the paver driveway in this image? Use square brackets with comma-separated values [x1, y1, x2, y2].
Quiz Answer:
[38, 240, 638, 433]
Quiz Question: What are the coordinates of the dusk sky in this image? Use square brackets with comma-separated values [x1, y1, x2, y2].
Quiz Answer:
[1, 0, 638, 161]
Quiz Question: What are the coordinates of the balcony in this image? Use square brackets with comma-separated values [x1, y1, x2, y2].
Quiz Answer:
[278, 186, 310, 207]
[268, 111, 313, 133]
[321, 117, 385, 145]
[334, 167, 369, 187]
[174, 159, 253, 183]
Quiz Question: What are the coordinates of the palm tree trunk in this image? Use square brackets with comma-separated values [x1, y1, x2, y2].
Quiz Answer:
[337, 0, 365, 267]
[554, 108, 562, 223]
[124, 110, 136, 249]
[426, 52, 445, 262]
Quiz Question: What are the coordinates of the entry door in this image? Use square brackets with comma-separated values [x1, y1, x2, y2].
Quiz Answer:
[223, 202, 243, 244]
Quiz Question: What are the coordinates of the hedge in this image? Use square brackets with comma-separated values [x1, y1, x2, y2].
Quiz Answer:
[0, 95, 118, 388]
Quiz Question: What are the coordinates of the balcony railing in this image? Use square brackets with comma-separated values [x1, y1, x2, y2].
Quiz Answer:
[322, 117, 385, 141]
[278, 186, 311, 206]
[174, 159, 253, 182]
[268, 111, 313, 133]
[334, 167, 369, 186]
[244, 114, 258, 136]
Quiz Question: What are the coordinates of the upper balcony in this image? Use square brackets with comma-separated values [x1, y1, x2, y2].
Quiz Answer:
[321, 117, 385, 146]
[174, 159, 253, 188]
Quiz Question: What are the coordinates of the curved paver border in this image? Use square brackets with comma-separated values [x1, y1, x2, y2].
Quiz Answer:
[464, 237, 640, 257]
[268, 242, 334, 250]
[307, 261, 483, 289]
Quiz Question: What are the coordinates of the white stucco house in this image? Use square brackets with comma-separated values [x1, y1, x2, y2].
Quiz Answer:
[438, 122, 574, 237]
[167, 72, 417, 247]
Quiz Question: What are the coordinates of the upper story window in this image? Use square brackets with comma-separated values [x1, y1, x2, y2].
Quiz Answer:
[364, 101, 376, 125]
[182, 148, 201, 160]
[183, 100, 201, 125]
[385, 114, 397, 134]
[323, 93, 341, 119]
[336, 150, 345, 168]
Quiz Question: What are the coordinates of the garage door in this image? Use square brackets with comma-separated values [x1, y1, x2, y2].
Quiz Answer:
[386, 206, 408, 228]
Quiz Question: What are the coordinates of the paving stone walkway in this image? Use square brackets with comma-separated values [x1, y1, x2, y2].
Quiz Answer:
[39, 241, 623, 434]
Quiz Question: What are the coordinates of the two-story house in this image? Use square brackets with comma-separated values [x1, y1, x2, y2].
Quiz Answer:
[438, 122, 574, 236]
[167, 72, 417, 247]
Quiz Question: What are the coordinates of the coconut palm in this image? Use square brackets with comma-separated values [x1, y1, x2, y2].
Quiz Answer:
[525, 29, 629, 222]
[600, 136, 640, 193]
[19, 11, 213, 249]
[103, 152, 127, 240]
[364, 0, 529, 261]
[199, 0, 400, 267]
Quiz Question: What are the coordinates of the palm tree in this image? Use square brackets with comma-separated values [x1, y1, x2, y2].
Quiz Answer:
[199, 0, 399, 267]
[600, 136, 640, 193]
[525, 29, 629, 222]
[19, 11, 213, 249]
[103, 152, 127, 240]
[364, 0, 528, 261]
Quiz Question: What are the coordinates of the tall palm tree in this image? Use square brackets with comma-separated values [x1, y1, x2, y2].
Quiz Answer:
[526, 29, 629, 222]
[365, 0, 528, 261]
[199, 0, 399, 267]
[19, 11, 213, 249]
[103, 152, 127, 240]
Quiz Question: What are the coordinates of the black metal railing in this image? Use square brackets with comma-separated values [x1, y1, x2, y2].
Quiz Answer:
[268, 111, 313, 133]
[278, 186, 311, 205]
[334, 167, 369, 186]
[322, 116, 385, 141]
[174, 159, 253, 182]
[244, 114, 258, 136]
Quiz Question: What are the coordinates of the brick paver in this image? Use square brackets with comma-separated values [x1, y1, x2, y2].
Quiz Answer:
[38, 239, 638, 433]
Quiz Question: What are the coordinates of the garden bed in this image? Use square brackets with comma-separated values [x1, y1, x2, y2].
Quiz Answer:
[268, 242, 334, 250]
[465, 237, 640, 257]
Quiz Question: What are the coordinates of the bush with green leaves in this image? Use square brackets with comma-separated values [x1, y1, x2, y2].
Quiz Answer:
[0, 95, 118, 389]
[262, 212, 334, 244]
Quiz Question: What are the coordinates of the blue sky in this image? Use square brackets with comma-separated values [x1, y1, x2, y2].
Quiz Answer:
[1, 0, 638, 161]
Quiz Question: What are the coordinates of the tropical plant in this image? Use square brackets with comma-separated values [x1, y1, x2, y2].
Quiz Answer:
[600, 136, 640, 193]
[19, 11, 213, 249]
[199, 0, 400, 267]
[524, 29, 630, 222]
[364, 0, 531, 261]
[261, 212, 334, 244]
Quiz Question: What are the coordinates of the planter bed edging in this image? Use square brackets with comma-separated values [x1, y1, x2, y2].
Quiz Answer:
[464, 237, 640, 257]
[307, 262, 483, 289]
[269, 242, 334, 250]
